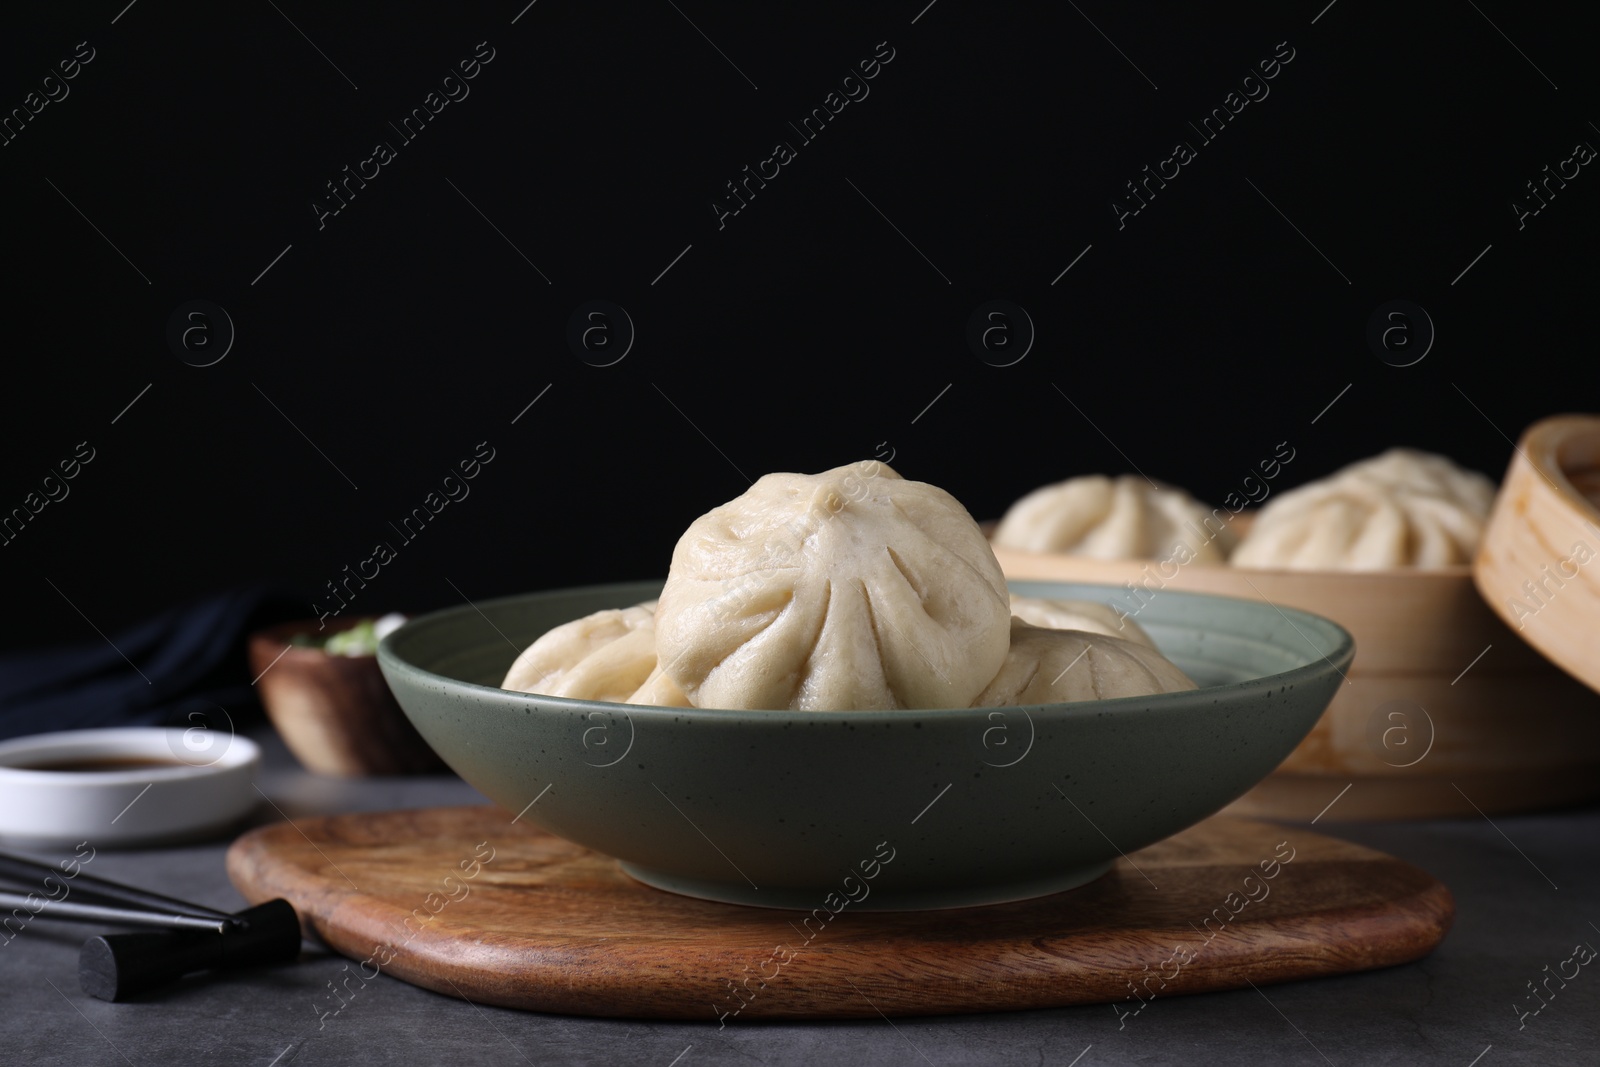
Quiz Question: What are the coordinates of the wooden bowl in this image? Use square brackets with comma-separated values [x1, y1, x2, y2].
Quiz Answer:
[248, 618, 447, 777]
[992, 542, 1600, 820]
[1475, 414, 1600, 696]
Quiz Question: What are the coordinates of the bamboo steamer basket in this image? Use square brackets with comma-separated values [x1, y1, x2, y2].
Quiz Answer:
[991, 499, 1600, 821]
[1475, 414, 1600, 697]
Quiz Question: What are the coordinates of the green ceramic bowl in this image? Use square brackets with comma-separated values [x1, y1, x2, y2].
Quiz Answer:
[378, 580, 1352, 910]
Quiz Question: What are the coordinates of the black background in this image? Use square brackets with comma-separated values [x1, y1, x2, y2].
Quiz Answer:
[1, 1, 1593, 649]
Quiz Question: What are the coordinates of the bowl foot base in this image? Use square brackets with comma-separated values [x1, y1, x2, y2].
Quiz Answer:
[615, 859, 1116, 911]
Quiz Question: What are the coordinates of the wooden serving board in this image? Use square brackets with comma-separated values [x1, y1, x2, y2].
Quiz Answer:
[227, 806, 1453, 1020]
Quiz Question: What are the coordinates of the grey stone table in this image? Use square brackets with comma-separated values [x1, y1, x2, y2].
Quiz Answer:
[2, 731, 1595, 1067]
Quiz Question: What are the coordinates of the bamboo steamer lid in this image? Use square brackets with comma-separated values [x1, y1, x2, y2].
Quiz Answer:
[1474, 414, 1600, 695]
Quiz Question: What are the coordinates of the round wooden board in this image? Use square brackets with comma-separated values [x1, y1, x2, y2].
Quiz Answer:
[226, 806, 1453, 1021]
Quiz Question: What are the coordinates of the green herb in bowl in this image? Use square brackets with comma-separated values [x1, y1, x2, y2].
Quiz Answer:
[290, 613, 407, 656]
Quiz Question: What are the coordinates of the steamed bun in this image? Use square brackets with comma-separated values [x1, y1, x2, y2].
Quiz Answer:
[1008, 594, 1156, 649]
[501, 602, 690, 706]
[655, 461, 1012, 711]
[993, 475, 1236, 562]
[627, 663, 693, 707]
[974, 619, 1196, 706]
[1231, 449, 1495, 570]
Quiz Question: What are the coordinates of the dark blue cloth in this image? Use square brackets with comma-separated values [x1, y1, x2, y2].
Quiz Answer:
[0, 588, 303, 741]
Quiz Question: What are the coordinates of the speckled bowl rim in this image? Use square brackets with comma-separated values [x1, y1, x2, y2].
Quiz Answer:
[379, 579, 1355, 723]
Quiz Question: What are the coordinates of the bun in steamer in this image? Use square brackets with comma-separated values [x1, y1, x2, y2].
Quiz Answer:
[994, 475, 1237, 563]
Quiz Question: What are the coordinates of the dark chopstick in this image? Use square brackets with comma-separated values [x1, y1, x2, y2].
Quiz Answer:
[0, 851, 241, 927]
[0, 891, 227, 933]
